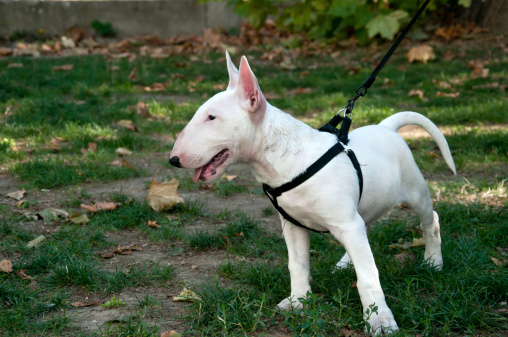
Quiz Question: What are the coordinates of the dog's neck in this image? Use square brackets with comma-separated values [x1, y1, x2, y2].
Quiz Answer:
[245, 103, 330, 187]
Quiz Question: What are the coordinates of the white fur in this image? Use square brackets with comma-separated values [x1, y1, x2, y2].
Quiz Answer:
[170, 52, 456, 335]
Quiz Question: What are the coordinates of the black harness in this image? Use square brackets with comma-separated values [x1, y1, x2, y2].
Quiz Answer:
[261, 0, 431, 233]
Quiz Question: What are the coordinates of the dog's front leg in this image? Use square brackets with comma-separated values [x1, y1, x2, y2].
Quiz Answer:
[277, 216, 311, 311]
[329, 215, 398, 335]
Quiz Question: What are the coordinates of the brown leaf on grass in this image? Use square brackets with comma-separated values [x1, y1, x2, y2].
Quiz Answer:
[115, 147, 133, 156]
[288, 88, 315, 95]
[69, 212, 90, 224]
[212, 83, 226, 91]
[491, 257, 507, 267]
[112, 244, 142, 255]
[0, 260, 13, 273]
[263, 92, 281, 100]
[161, 330, 182, 337]
[474, 82, 507, 93]
[80, 202, 117, 213]
[111, 158, 122, 166]
[16, 269, 32, 280]
[71, 300, 104, 308]
[173, 288, 200, 302]
[408, 89, 428, 101]
[52, 64, 74, 71]
[436, 91, 460, 98]
[8, 63, 24, 68]
[394, 251, 415, 264]
[7, 190, 26, 201]
[116, 119, 138, 131]
[134, 101, 150, 117]
[435, 24, 462, 40]
[101, 252, 115, 259]
[203, 28, 222, 49]
[411, 237, 425, 247]
[143, 80, 172, 92]
[224, 175, 237, 182]
[432, 80, 452, 89]
[87, 142, 97, 152]
[0, 47, 13, 56]
[121, 158, 134, 170]
[148, 220, 161, 229]
[146, 172, 185, 212]
[406, 45, 435, 64]
[442, 50, 455, 61]
[468, 60, 489, 79]
[128, 67, 138, 81]
[351, 280, 357, 288]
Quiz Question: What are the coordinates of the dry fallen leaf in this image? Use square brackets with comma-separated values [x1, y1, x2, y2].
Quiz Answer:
[432, 80, 452, 89]
[112, 244, 143, 255]
[0, 260, 13, 273]
[406, 45, 435, 64]
[71, 300, 104, 308]
[128, 66, 138, 81]
[7, 190, 26, 201]
[81, 202, 117, 213]
[408, 89, 428, 101]
[69, 212, 90, 224]
[121, 158, 134, 170]
[36, 208, 69, 222]
[87, 142, 97, 152]
[52, 64, 74, 71]
[160, 331, 182, 337]
[26, 235, 46, 248]
[468, 60, 489, 79]
[491, 257, 507, 267]
[411, 237, 425, 247]
[115, 147, 133, 157]
[101, 252, 115, 259]
[0, 47, 13, 57]
[148, 220, 161, 228]
[8, 63, 24, 68]
[116, 120, 138, 131]
[436, 91, 460, 98]
[435, 24, 462, 40]
[173, 288, 200, 302]
[16, 269, 32, 280]
[146, 173, 185, 212]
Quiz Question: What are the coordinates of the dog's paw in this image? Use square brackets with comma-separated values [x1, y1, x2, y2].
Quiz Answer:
[276, 297, 304, 311]
[333, 261, 353, 273]
[423, 253, 443, 271]
[365, 308, 399, 336]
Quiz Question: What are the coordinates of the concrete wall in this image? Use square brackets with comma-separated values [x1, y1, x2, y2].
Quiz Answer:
[0, 0, 242, 38]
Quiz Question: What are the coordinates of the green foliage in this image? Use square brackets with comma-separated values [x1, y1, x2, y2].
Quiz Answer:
[210, 0, 472, 43]
[91, 20, 116, 37]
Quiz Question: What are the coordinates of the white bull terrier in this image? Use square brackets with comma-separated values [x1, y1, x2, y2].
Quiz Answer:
[169, 52, 456, 335]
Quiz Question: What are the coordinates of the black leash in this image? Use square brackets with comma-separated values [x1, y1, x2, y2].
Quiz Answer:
[263, 0, 431, 234]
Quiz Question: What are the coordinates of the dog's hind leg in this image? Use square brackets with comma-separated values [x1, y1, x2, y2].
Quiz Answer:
[335, 252, 353, 270]
[277, 216, 312, 311]
[402, 172, 443, 270]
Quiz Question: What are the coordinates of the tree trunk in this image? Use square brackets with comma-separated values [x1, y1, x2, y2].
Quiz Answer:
[463, 0, 508, 32]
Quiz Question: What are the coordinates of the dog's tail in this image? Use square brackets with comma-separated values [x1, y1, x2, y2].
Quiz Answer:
[379, 111, 456, 175]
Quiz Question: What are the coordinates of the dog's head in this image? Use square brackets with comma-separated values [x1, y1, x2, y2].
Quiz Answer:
[169, 51, 267, 183]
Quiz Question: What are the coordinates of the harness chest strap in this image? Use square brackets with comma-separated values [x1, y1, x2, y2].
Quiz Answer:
[262, 141, 363, 234]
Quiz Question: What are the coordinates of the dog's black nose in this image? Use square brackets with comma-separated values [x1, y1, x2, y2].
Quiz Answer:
[169, 156, 182, 168]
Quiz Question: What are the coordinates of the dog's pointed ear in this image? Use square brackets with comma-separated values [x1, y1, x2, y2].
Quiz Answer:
[236, 56, 266, 118]
[225, 50, 239, 90]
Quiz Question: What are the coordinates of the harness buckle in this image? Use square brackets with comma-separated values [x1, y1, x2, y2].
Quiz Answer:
[340, 141, 352, 153]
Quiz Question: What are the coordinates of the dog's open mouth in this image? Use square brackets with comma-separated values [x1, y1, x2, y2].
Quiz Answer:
[193, 149, 231, 182]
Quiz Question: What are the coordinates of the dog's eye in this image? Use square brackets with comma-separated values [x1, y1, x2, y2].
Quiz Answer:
[208, 115, 216, 121]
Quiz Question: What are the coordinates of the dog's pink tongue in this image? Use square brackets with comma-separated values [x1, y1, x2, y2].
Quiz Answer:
[193, 167, 205, 183]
